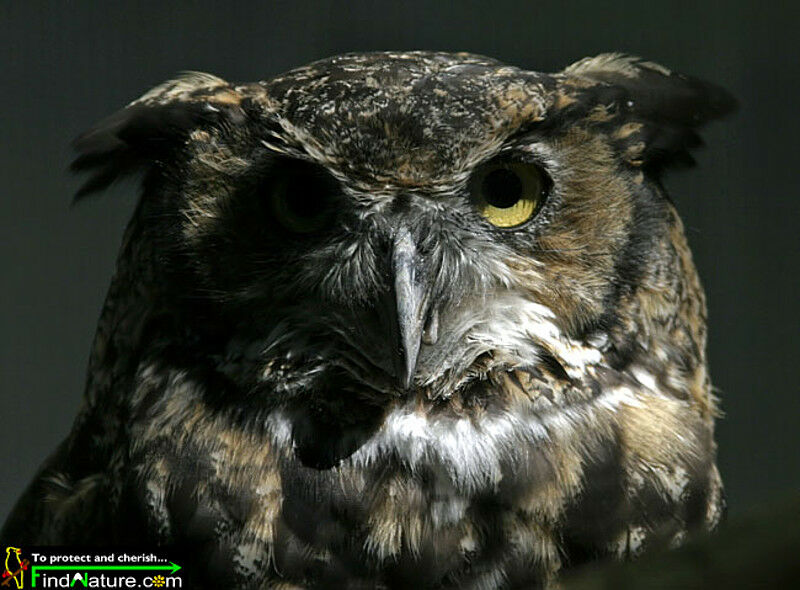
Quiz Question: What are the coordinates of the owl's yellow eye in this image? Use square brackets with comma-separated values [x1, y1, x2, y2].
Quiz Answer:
[269, 166, 334, 234]
[471, 161, 547, 228]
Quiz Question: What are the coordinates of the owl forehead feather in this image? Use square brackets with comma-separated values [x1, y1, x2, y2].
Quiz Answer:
[72, 51, 734, 199]
[253, 52, 551, 186]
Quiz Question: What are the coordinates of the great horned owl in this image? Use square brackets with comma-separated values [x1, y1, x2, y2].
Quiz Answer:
[3, 52, 734, 588]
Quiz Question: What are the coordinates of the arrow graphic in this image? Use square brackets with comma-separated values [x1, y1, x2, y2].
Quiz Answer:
[34, 562, 180, 575]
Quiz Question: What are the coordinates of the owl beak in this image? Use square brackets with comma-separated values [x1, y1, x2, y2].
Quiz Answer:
[391, 228, 431, 389]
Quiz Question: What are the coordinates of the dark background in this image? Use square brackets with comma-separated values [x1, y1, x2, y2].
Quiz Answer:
[2, 1, 798, 524]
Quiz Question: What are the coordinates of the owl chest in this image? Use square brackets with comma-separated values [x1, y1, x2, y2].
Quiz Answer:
[138, 406, 615, 586]
[239, 445, 575, 586]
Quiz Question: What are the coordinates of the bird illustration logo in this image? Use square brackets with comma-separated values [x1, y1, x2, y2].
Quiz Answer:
[2, 547, 27, 589]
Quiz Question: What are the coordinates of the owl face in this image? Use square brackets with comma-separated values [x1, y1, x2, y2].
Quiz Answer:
[73, 52, 732, 470]
[76, 53, 717, 406]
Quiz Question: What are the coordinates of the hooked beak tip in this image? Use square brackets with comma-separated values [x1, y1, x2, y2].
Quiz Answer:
[399, 337, 421, 389]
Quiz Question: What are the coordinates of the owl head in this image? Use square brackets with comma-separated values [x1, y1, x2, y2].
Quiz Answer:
[72, 52, 733, 466]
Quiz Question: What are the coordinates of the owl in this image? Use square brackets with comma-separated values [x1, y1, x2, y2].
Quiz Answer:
[2, 52, 734, 588]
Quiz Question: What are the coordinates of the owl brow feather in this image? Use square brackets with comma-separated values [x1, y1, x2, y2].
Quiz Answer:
[259, 138, 308, 160]
[534, 246, 614, 256]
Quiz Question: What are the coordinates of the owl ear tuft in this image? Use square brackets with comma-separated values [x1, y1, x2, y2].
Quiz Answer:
[71, 72, 240, 200]
[559, 53, 737, 174]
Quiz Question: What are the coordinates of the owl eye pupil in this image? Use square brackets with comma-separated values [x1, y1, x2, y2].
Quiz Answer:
[267, 161, 337, 234]
[284, 177, 325, 218]
[482, 168, 523, 209]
